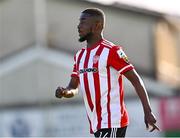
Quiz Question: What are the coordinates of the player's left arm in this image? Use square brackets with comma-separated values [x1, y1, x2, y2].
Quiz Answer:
[124, 69, 160, 132]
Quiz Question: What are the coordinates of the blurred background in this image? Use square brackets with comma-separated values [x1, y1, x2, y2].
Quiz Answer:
[0, 0, 180, 137]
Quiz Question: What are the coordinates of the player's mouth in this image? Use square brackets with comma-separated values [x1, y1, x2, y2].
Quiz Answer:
[78, 29, 84, 35]
[78, 31, 84, 37]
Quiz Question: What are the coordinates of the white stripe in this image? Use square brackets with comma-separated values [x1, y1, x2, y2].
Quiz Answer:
[114, 128, 117, 138]
[102, 40, 113, 45]
[118, 64, 133, 74]
[103, 132, 108, 138]
[102, 42, 112, 48]
[103, 40, 115, 46]
[110, 67, 121, 127]
[113, 128, 115, 138]
[102, 41, 112, 45]
[112, 128, 114, 138]
[87, 48, 97, 103]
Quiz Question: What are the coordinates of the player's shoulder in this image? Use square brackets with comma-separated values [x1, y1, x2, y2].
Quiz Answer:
[101, 39, 115, 49]
[101, 39, 123, 50]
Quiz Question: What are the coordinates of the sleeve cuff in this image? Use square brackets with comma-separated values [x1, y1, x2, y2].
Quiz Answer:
[71, 73, 79, 78]
[118, 64, 134, 75]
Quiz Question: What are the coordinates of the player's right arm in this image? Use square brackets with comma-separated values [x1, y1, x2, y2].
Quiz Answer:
[55, 76, 79, 98]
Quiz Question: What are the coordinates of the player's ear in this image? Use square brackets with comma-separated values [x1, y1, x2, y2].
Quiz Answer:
[96, 21, 102, 29]
[93, 21, 102, 32]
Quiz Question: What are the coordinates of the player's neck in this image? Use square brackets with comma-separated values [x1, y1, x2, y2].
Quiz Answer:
[87, 34, 103, 48]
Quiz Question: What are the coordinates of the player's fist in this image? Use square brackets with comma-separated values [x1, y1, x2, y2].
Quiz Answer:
[55, 86, 67, 98]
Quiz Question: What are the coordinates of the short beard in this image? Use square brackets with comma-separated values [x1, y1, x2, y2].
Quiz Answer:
[78, 32, 92, 42]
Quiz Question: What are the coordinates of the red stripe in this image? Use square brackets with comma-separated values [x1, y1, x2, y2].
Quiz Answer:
[77, 49, 94, 132]
[93, 45, 104, 130]
[77, 49, 85, 69]
[107, 66, 111, 128]
[73, 49, 85, 79]
[84, 50, 94, 111]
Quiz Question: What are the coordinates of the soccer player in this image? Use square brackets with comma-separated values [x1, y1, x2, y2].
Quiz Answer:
[55, 8, 159, 137]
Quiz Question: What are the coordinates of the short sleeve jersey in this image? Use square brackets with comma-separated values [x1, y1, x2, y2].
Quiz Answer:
[71, 39, 134, 133]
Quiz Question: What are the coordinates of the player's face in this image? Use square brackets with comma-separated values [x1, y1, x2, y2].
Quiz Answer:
[78, 13, 94, 42]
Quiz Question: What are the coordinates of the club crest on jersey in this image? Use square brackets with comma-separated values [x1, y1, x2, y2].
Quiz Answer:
[93, 55, 100, 64]
[117, 49, 129, 63]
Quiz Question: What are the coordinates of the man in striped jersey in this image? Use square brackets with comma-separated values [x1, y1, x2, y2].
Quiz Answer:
[55, 8, 159, 137]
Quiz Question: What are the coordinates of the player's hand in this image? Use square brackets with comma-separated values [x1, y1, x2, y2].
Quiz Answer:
[144, 112, 160, 132]
[55, 86, 67, 98]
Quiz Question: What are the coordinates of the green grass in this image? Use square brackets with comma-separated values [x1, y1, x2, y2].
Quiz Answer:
[165, 130, 180, 137]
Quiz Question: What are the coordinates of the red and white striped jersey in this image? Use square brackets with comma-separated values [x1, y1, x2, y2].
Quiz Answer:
[71, 39, 134, 133]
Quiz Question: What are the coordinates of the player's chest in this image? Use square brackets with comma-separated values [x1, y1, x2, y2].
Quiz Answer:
[78, 50, 108, 74]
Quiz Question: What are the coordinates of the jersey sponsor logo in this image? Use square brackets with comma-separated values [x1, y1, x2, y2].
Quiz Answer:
[93, 55, 100, 64]
[79, 67, 98, 74]
[117, 49, 129, 63]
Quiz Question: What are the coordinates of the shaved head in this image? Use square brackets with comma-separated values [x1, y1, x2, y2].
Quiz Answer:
[81, 8, 105, 27]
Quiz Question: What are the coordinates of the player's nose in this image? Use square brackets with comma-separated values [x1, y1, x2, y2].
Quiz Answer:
[77, 24, 80, 30]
